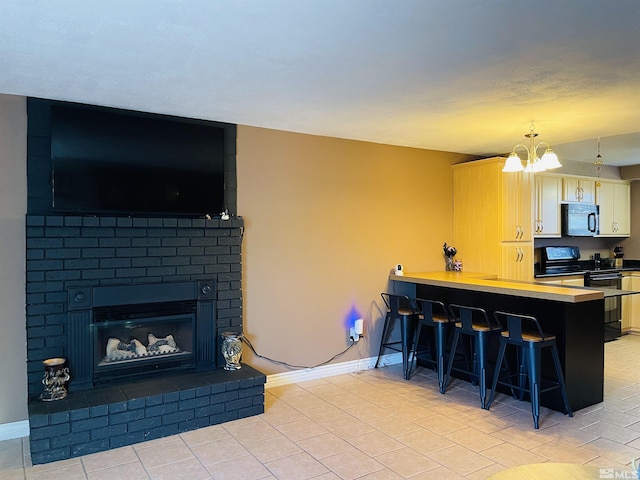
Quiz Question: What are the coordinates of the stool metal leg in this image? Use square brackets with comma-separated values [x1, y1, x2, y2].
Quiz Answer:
[435, 324, 448, 393]
[476, 334, 489, 409]
[375, 313, 392, 369]
[527, 346, 542, 429]
[487, 338, 507, 410]
[401, 316, 417, 380]
[443, 329, 461, 392]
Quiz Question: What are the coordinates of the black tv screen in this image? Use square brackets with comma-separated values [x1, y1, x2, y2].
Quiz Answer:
[51, 105, 226, 217]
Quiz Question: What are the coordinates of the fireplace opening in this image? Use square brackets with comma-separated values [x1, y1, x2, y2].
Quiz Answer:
[68, 279, 217, 390]
[93, 300, 197, 384]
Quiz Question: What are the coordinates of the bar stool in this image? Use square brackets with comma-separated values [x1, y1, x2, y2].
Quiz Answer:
[376, 293, 420, 380]
[486, 311, 573, 429]
[444, 304, 501, 409]
[411, 298, 455, 393]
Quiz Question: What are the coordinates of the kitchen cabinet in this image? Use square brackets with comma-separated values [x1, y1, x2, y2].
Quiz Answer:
[453, 157, 534, 281]
[562, 176, 595, 203]
[534, 174, 561, 237]
[622, 276, 632, 332]
[503, 169, 532, 242]
[536, 275, 584, 287]
[596, 180, 630, 237]
[502, 244, 533, 281]
[623, 275, 640, 333]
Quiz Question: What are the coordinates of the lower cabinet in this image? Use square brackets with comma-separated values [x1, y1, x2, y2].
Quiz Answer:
[501, 243, 533, 281]
[536, 275, 585, 287]
[623, 275, 640, 333]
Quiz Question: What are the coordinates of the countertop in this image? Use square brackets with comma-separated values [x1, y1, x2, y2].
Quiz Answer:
[534, 260, 640, 278]
[390, 271, 604, 303]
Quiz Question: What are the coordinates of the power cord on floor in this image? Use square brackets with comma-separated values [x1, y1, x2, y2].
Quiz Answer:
[242, 335, 357, 370]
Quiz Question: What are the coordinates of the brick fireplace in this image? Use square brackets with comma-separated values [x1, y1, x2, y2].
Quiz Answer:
[24, 99, 264, 464]
[25, 215, 265, 464]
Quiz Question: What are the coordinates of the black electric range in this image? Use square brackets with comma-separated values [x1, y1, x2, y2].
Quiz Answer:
[538, 246, 622, 341]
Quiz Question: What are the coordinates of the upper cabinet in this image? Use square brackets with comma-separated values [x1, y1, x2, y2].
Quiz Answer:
[562, 177, 595, 203]
[503, 170, 532, 242]
[596, 180, 631, 237]
[534, 174, 561, 238]
[453, 157, 533, 281]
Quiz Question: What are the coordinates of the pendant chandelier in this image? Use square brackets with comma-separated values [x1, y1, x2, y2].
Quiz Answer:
[502, 123, 562, 173]
[594, 136, 603, 177]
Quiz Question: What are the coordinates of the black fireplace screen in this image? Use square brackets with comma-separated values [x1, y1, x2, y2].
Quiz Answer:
[93, 301, 197, 383]
[68, 280, 216, 390]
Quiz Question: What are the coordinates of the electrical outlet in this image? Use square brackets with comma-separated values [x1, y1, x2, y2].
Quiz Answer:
[349, 327, 359, 342]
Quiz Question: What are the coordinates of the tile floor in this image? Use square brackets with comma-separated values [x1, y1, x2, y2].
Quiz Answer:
[2, 334, 640, 479]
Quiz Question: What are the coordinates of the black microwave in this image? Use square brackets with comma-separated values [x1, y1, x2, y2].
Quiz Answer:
[561, 203, 599, 236]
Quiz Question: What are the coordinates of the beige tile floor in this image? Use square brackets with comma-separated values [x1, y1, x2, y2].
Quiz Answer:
[2, 334, 640, 479]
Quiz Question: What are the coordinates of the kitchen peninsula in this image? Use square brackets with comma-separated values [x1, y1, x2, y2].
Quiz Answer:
[391, 271, 605, 411]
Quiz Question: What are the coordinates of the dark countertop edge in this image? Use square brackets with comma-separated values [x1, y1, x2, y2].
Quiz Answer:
[535, 265, 640, 279]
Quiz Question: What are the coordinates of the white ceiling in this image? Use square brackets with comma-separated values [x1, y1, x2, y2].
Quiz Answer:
[1, 0, 639, 165]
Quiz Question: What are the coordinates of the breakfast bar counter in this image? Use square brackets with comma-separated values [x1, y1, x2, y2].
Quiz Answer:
[391, 271, 604, 303]
[391, 271, 605, 411]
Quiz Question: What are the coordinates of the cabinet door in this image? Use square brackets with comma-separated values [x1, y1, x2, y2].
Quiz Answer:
[596, 181, 630, 237]
[630, 277, 640, 331]
[534, 175, 561, 237]
[622, 276, 632, 331]
[580, 179, 595, 203]
[563, 177, 595, 203]
[561, 277, 584, 287]
[613, 182, 630, 235]
[501, 243, 533, 281]
[597, 181, 615, 235]
[502, 171, 532, 242]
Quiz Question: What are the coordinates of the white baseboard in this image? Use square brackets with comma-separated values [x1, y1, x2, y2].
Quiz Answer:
[266, 352, 402, 388]
[0, 420, 29, 441]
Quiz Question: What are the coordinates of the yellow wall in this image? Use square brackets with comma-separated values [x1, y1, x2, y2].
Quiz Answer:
[237, 125, 471, 373]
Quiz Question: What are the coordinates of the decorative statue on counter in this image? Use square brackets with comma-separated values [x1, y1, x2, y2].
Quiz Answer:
[443, 242, 457, 271]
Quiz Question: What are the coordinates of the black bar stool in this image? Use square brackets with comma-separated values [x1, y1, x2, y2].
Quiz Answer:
[486, 311, 573, 429]
[411, 298, 455, 393]
[444, 304, 501, 409]
[376, 293, 420, 380]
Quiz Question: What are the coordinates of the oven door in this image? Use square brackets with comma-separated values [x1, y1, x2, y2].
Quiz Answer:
[586, 273, 622, 342]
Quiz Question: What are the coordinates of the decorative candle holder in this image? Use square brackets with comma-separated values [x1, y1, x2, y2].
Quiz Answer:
[221, 332, 243, 370]
[40, 357, 71, 402]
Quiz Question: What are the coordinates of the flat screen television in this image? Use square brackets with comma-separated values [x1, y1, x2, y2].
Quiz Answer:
[50, 104, 227, 217]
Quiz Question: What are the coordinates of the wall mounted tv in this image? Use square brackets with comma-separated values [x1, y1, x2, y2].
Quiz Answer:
[50, 103, 229, 217]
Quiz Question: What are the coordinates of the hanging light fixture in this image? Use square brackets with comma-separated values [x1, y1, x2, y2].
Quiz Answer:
[502, 123, 562, 173]
[594, 136, 604, 177]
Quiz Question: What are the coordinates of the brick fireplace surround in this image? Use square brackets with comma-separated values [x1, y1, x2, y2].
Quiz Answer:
[25, 214, 265, 464]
